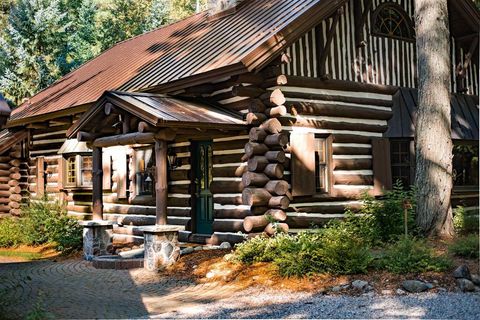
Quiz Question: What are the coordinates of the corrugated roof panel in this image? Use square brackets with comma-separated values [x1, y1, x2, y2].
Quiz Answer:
[10, 0, 324, 124]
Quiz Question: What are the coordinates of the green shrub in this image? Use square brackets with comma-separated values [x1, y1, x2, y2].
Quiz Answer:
[234, 233, 301, 264]
[449, 234, 479, 259]
[0, 199, 82, 252]
[453, 206, 479, 234]
[376, 236, 452, 274]
[0, 217, 26, 247]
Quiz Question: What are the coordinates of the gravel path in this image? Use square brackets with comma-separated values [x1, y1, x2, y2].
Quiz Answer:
[1, 259, 480, 319]
[153, 288, 480, 319]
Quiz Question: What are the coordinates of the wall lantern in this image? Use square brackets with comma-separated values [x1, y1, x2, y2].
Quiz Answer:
[167, 147, 179, 170]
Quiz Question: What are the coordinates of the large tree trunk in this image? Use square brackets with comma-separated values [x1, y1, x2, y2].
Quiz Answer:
[414, 0, 454, 237]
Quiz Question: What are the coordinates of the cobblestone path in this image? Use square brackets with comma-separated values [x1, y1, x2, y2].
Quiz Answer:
[0, 259, 235, 319]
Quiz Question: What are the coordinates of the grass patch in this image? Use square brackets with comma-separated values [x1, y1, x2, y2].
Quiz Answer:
[449, 233, 479, 259]
[0, 250, 42, 261]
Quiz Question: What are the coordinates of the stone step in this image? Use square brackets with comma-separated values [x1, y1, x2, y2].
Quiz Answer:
[112, 233, 144, 246]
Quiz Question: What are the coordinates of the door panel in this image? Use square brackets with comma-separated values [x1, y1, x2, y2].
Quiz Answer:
[193, 141, 214, 234]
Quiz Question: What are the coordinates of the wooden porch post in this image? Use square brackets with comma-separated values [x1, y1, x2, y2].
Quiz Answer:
[155, 140, 168, 225]
[92, 147, 103, 220]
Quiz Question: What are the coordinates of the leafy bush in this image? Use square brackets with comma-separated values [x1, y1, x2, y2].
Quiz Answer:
[449, 234, 479, 259]
[234, 221, 373, 277]
[0, 200, 82, 252]
[376, 236, 452, 274]
[453, 206, 479, 234]
[0, 217, 26, 247]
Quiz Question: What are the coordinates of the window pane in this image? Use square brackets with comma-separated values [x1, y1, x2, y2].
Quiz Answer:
[81, 156, 93, 186]
[135, 148, 155, 196]
[67, 156, 76, 184]
[315, 138, 328, 193]
[391, 140, 411, 187]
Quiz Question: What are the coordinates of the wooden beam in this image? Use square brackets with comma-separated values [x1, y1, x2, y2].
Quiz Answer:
[155, 140, 168, 225]
[92, 129, 175, 148]
[92, 147, 103, 220]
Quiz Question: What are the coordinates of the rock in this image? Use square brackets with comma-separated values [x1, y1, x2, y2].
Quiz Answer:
[351, 280, 369, 291]
[437, 287, 447, 293]
[194, 246, 203, 251]
[381, 289, 393, 295]
[396, 288, 407, 295]
[180, 247, 194, 255]
[453, 265, 471, 280]
[471, 274, 480, 286]
[457, 278, 476, 292]
[220, 242, 232, 249]
[340, 284, 350, 290]
[425, 282, 434, 290]
[365, 285, 374, 292]
[362, 291, 375, 298]
[402, 280, 430, 293]
[331, 286, 343, 292]
[206, 271, 216, 279]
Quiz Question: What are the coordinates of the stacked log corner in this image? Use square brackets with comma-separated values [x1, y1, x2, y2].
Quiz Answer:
[242, 68, 290, 236]
[0, 144, 26, 218]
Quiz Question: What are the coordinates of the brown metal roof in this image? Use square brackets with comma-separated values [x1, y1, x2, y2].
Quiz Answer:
[0, 129, 28, 155]
[10, 0, 345, 125]
[67, 91, 246, 138]
[386, 88, 479, 140]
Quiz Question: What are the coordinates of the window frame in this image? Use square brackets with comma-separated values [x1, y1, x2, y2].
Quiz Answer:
[371, 2, 415, 42]
[132, 146, 156, 199]
[390, 139, 415, 187]
[314, 134, 333, 195]
[63, 154, 94, 189]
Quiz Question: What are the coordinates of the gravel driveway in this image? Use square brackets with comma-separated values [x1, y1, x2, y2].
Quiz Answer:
[1, 259, 479, 319]
[153, 288, 480, 319]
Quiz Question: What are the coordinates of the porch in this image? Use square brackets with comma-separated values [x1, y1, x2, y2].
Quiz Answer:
[67, 91, 248, 247]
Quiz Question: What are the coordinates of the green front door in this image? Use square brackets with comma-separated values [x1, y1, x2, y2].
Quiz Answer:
[192, 141, 214, 234]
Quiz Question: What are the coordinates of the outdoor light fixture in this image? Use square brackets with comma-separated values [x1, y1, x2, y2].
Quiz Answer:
[167, 148, 179, 170]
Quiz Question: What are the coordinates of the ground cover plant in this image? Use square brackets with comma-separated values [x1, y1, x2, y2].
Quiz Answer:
[449, 233, 479, 259]
[233, 183, 455, 277]
[0, 199, 82, 253]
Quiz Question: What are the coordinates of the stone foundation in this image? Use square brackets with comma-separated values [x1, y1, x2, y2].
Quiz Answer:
[80, 221, 114, 261]
[142, 226, 182, 271]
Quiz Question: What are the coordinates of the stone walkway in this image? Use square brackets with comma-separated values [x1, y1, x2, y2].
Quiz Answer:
[0, 259, 235, 319]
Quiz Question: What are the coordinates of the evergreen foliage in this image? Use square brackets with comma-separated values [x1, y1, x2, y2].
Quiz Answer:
[0, 0, 206, 105]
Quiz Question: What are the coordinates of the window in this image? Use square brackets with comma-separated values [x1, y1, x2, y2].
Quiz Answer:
[134, 147, 155, 196]
[390, 140, 413, 187]
[66, 156, 76, 185]
[371, 3, 415, 41]
[314, 137, 329, 193]
[453, 145, 479, 187]
[64, 155, 93, 188]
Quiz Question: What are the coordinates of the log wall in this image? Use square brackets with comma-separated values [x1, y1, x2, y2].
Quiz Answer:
[0, 143, 27, 218]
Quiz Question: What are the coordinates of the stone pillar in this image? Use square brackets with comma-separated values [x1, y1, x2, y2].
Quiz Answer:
[80, 221, 114, 261]
[143, 226, 183, 271]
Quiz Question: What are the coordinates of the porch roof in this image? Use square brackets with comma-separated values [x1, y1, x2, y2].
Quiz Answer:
[67, 91, 246, 138]
[386, 88, 479, 140]
[0, 129, 28, 155]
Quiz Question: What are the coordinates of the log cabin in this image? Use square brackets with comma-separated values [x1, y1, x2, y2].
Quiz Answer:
[0, 0, 478, 244]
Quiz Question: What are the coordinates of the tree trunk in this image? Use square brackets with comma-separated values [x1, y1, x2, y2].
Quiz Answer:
[414, 0, 454, 237]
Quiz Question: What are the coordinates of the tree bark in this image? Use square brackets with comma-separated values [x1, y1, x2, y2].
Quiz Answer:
[414, 0, 454, 237]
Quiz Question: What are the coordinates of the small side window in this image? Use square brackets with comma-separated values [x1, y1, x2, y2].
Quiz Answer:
[134, 147, 155, 196]
[314, 138, 329, 193]
[80, 156, 93, 187]
[66, 156, 76, 186]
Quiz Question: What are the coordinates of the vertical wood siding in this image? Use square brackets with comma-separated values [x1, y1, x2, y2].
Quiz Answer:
[281, 0, 479, 96]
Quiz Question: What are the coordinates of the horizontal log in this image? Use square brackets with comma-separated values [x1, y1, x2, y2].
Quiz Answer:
[9, 167, 20, 174]
[332, 134, 372, 144]
[245, 142, 269, 158]
[286, 215, 335, 228]
[212, 165, 247, 177]
[264, 164, 284, 179]
[279, 116, 387, 133]
[265, 209, 287, 221]
[9, 202, 20, 209]
[289, 101, 392, 120]
[0, 156, 11, 163]
[248, 156, 269, 172]
[8, 180, 19, 187]
[9, 173, 21, 180]
[9, 208, 21, 216]
[243, 188, 272, 206]
[234, 73, 265, 86]
[248, 99, 267, 113]
[210, 181, 244, 193]
[9, 151, 21, 159]
[213, 195, 243, 206]
[168, 197, 191, 207]
[261, 89, 286, 107]
[0, 163, 10, 170]
[0, 185, 10, 191]
[214, 208, 252, 219]
[333, 159, 372, 170]
[264, 134, 288, 147]
[265, 105, 287, 118]
[209, 232, 246, 245]
[265, 151, 286, 163]
[249, 127, 268, 142]
[232, 85, 265, 98]
[264, 223, 289, 236]
[246, 113, 268, 126]
[268, 196, 290, 209]
[264, 180, 289, 196]
[9, 194, 21, 202]
[334, 174, 374, 185]
[0, 205, 10, 213]
[242, 172, 269, 187]
[169, 170, 190, 181]
[251, 206, 269, 215]
[0, 169, 10, 176]
[243, 215, 269, 232]
[212, 154, 243, 165]
[290, 203, 362, 214]
[213, 139, 248, 150]
[259, 118, 282, 134]
[93, 130, 175, 147]
[212, 220, 246, 233]
[333, 146, 371, 155]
